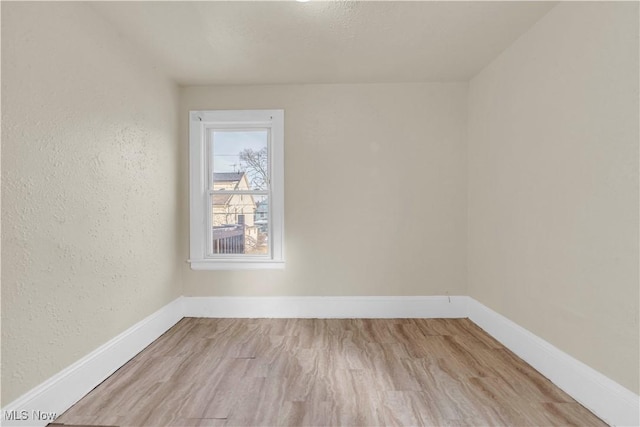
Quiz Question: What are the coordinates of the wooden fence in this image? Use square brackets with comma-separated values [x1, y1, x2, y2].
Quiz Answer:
[212, 225, 245, 254]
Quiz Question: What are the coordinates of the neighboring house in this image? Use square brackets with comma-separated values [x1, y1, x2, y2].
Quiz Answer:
[255, 199, 268, 232]
[212, 172, 256, 226]
[211, 172, 260, 253]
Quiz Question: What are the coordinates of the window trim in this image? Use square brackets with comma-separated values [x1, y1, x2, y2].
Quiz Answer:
[189, 109, 285, 270]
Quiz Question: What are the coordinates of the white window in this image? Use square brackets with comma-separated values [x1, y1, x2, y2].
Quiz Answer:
[189, 110, 284, 270]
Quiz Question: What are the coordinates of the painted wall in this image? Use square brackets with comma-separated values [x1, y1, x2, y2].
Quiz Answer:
[1, 3, 181, 404]
[180, 83, 468, 297]
[468, 2, 639, 393]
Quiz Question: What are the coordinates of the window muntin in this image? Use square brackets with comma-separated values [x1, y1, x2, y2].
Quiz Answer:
[189, 110, 284, 270]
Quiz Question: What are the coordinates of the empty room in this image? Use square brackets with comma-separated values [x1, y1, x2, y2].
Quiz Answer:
[1, 1, 638, 426]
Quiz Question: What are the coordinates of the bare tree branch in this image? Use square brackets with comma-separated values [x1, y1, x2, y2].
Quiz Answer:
[239, 147, 268, 190]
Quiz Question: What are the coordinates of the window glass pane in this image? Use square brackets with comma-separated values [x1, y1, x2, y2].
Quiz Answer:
[210, 194, 269, 255]
[211, 130, 268, 191]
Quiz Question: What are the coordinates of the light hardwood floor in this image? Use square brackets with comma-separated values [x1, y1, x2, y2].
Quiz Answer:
[52, 318, 606, 427]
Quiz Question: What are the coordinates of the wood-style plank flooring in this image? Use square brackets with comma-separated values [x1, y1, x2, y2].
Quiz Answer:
[52, 318, 606, 427]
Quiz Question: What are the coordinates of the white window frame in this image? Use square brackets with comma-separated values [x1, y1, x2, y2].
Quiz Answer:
[189, 109, 285, 270]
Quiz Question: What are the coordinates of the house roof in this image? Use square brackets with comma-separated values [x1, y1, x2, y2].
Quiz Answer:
[213, 172, 244, 182]
[212, 191, 257, 207]
[212, 193, 233, 206]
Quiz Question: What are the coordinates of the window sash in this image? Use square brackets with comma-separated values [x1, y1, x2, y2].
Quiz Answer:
[205, 190, 272, 259]
[207, 127, 271, 191]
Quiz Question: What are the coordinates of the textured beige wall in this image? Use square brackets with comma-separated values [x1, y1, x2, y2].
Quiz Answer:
[468, 2, 639, 393]
[1, 3, 181, 404]
[180, 83, 468, 297]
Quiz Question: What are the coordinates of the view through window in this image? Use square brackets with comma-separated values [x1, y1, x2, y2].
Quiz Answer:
[209, 130, 270, 256]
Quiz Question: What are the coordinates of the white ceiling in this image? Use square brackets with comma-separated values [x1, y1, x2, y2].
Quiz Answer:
[91, 1, 556, 86]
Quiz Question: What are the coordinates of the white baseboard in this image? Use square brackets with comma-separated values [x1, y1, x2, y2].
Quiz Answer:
[184, 295, 469, 318]
[467, 298, 640, 427]
[1, 297, 185, 427]
[3, 295, 638, 427]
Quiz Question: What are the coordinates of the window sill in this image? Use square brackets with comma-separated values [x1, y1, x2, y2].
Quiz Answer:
[189, 260, 285, 270]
